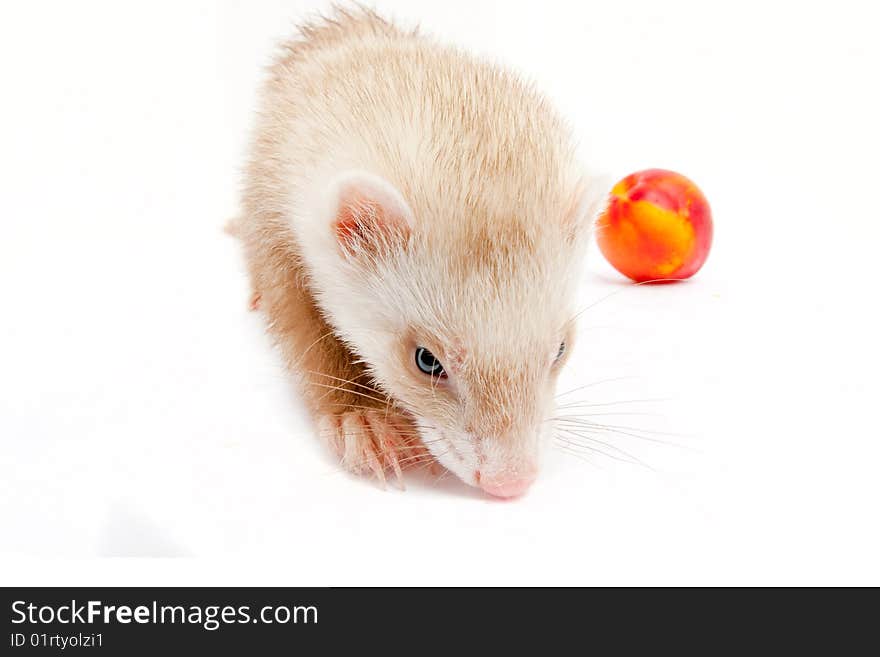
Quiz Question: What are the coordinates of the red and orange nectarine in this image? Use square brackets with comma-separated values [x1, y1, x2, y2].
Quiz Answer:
[596, 168, 713, 283]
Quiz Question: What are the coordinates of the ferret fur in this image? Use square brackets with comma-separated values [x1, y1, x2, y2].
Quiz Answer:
[233, 7, 601, 494]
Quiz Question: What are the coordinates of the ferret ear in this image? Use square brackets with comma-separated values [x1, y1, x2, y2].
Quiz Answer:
[328, 171, 414, 259]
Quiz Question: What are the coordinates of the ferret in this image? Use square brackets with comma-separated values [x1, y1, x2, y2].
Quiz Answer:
[231, 7, 603, 498]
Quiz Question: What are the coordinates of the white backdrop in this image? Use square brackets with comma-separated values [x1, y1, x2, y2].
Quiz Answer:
[1, 0, 878, 585]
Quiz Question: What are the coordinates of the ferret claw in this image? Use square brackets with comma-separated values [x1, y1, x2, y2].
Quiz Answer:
[248, 292, 261, 311]
[325, 410, 423, 489]
[366, 414, 405, 489]
[387, 448, 405, 490]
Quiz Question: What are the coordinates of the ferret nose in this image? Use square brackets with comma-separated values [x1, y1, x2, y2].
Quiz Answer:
[479, 471, 537, 499]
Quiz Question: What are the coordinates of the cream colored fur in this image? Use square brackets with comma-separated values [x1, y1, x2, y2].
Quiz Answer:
[235, 7, 603, 492]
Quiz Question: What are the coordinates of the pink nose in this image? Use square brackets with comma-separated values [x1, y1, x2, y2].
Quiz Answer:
[479, 473, 537, 499]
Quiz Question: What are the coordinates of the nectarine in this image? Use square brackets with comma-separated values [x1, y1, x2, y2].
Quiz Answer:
[596, 169, 713, 283]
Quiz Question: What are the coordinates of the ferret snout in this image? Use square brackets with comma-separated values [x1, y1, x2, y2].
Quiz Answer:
[474, 436, 541, 498]
[459, 408, 547, 498]
[477, 468, 538, 499]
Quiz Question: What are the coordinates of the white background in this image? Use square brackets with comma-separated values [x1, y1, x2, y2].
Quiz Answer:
[1, 0, 878, 585]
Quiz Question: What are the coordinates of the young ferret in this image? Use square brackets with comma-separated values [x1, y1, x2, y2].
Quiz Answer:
[231, 8, 604, 498]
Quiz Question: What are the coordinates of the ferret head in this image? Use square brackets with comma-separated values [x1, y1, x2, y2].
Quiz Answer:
[303, 170, 597, 497]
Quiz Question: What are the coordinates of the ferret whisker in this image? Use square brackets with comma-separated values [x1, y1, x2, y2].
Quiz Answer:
[555, 417, 671, 436]
[310, 381, 391, 406]
[555, 436, 633, 467]
[431, 461, 455, 484]
[555, 430, 640, 463]
[552, 416, 691, 439]
[328, 447, 436, 474]
[556, 429, 655, 470]
[556, 397, 672, 409]
[289, 329, 338, 372]
[554, 444, 605, 470]
[554, 376, 640, 399]
[316, 414, 429, 442]
[563, 410, 666, 418]
[394, 453, 435, 467]
[306, 369, 385, 397]
[416, 451, 446, 467]
[569, 277, 689, 324]
[556, 426, 642, 458]
[325, 402, 395, 412]
[553, 419, 696, 450]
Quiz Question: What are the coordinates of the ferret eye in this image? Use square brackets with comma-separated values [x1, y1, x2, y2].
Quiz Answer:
[555, 341, 566, 361]
[415, 347, 446, 378]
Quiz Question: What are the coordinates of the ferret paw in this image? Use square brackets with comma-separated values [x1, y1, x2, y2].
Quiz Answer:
[318, 411, 430, 489]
